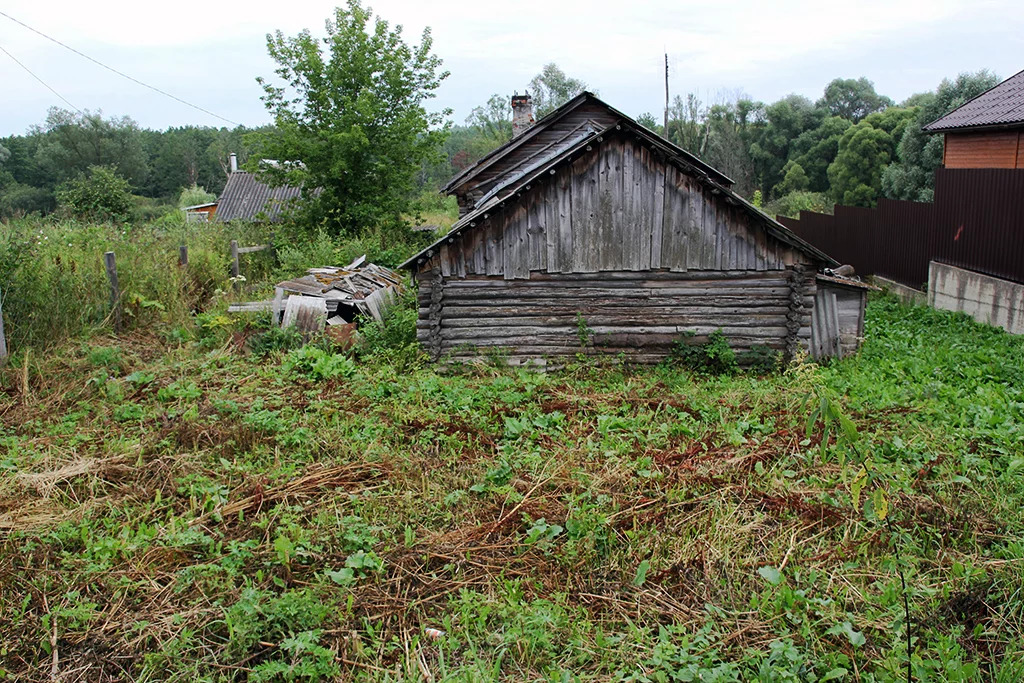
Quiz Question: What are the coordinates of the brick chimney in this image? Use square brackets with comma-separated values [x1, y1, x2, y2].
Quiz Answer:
[511, 92, 535, 138]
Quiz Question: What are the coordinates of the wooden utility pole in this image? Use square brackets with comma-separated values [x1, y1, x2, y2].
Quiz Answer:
[663, 53, 669, 134]
[179, 245, 189, 267]
[104, 251, 122, 332]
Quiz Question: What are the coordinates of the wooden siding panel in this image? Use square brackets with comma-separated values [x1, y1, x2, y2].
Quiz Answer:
[649, 148, 666, 269]
[443, 129, 818, 283]
[943, 130, 1022, 169]
[545, 175, 561, 273]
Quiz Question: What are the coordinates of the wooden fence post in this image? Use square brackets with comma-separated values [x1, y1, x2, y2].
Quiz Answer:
[0, 290, 8, 365]
[179, 245, 189, 267]
[230, 240, 240, 290]
[104, 251, 122, 332]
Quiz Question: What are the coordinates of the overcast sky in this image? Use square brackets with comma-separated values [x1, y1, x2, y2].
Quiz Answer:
[1, 0, 1020, 136]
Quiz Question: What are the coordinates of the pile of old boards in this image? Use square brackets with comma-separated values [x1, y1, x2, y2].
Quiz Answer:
[228, 256, 404, 341]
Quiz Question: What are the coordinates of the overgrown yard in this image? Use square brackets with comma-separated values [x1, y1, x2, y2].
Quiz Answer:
[1, 297, 1022, 681]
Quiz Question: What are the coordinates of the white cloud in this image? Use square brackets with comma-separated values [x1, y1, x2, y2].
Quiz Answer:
[0, 0, 1019, 133]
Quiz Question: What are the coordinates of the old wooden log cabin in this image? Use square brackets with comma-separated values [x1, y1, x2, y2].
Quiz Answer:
[402, 92, 869, 364]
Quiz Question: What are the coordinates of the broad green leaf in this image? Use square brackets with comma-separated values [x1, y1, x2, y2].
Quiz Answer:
[873, 488, 889, 521]
[757, 566, 783, 586]
[633, 560, 651, 587]
[822, 668, 849, 681]
[850, 465, 868, 511]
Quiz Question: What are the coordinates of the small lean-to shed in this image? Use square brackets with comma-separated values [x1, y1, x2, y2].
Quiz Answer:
[402, 92, 865, 365]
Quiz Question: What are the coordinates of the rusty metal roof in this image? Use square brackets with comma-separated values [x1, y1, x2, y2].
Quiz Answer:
[923, 69, 1024, 132]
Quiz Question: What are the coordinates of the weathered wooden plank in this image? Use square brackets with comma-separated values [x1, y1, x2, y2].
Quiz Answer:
[647, 148, 664, 269]
[597, 139, 619, 271]
[236, 244, 271, 254]
[440, 325, 791, 340]
[570, 149, 597, 272]
[686, 174, 705, 271]
[485, 218, 502, 276]
[663, 167, 685, 271]
[510, 202, 530, 280]
[440, 244, 452, 277]
[433, 303, 791, 317]
[557, 166, 573, 273]
[545, 174, 560, 273]
[443, 269, 789, 282]
[526, 189, 543, 271]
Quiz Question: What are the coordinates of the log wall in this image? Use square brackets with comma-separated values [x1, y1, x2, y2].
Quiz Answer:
[416, 269, 816, 364]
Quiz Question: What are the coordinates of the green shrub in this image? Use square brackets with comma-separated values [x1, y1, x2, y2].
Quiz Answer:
[738, 345, 783, 375]
[668, 329, 737, 375]
[282, 345, 356, 380]
[56, 166, 133, 222]
[249, 326, 303, 357]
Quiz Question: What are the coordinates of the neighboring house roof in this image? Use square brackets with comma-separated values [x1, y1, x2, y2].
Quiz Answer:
[923, 69, 1024, 133]
[442, 92, 734, 202]
[401, 114, 837, 270]
[216, 171, 304, 221]
[182, 202, 217, 211]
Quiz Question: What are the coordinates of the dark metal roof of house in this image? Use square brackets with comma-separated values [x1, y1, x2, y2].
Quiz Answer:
[923, 69, 1024, 133]
[216, 171, 304, 221]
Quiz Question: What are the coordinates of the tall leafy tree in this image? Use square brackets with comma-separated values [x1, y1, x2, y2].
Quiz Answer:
[749, 95, 822, 197]
[249, 0, 450, 235]
[882, 70, 1000, 202]
[827, 108, 916, 206]
[32, 108, 148, 188]
[787, 116, 852, 193]
[817, 77, 893, 122]
[465, 94, 513, 145]
[528, 63, 588, 117]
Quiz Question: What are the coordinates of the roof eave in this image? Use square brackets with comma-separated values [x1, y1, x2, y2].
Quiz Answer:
[923, 120, 1024, 135]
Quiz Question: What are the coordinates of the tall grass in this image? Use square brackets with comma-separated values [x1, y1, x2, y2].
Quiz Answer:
[0, 217, 275, 351]
[0, 216, 432, 353]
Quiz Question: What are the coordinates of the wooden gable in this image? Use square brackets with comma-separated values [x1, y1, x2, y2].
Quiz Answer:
[445, 94, 734, 216]
[423, 131, 811, 280]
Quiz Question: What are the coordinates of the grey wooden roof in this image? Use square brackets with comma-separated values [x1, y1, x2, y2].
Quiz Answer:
[924, 69, 1024, 133]
[442, 92, 734, 197]
[216, 171, 304, 221]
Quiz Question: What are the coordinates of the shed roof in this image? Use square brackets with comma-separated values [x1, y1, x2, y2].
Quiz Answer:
[216, 171, 304, 221]
[923, 69, 1024, 133]
[401, 118, 837, 271]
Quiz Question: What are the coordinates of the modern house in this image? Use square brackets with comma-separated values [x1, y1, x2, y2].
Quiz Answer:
[401, 92, 869, 365]
[923, 68, 1024, 169]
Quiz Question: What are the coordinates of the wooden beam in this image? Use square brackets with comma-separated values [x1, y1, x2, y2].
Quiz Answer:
[104, 251, 122, 332]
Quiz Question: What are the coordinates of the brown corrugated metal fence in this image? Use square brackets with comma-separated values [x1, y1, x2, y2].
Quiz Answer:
[779, 168, 1024, 288]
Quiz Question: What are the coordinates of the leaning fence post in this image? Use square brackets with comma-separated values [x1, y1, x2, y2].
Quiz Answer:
[179, 245, 189, 267]
[230, 239, 240, 290]
[104, 251, 122, 332]
[0, 290, 8, 365]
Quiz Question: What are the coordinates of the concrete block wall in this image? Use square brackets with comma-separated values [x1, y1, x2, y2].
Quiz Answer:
[928, 261, 1024, 334]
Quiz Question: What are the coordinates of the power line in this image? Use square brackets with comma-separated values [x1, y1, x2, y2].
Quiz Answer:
[0, 9, 241, 126]
[0, 41, 81, 113]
